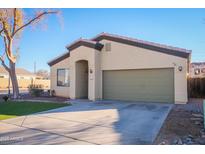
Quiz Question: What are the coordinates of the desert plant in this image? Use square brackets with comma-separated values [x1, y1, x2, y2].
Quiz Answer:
[28, 84, 44, 97]
[2, 95, 9, 102]
[50, 90, 56, 97]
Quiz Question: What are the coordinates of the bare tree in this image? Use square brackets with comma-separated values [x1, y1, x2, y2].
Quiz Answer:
[0, 9, 58, 99]
[36, 69, 50, 79]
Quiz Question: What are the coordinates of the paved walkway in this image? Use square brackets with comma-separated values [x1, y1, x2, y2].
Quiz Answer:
[0, 101, 172, 145]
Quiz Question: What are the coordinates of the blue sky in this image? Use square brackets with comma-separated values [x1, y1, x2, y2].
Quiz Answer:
[15, 8, 205, 72]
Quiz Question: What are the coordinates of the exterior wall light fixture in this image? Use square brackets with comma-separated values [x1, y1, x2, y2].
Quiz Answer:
[178, 66, 183, 72]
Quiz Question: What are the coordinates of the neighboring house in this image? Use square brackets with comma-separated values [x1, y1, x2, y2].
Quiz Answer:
[190, 62, 205, 78]
[0, 67, 50, 89]
[0, 66, 36, 80]
[48, 33, 191, 104]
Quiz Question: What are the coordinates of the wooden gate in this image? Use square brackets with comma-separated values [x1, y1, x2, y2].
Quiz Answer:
[188, 78, 205, 98]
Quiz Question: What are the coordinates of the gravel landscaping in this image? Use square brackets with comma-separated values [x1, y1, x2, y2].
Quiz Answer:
[154, 98, 205, 145]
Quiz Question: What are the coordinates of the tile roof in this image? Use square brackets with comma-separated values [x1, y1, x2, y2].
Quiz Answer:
[47, 51, 70, 66]
[48, 32, 191, 66]
[191, 62, 205, 65]
[92, 32, 191, 58]
[48, 39, 104, 66]
[66, 38, 103, 51]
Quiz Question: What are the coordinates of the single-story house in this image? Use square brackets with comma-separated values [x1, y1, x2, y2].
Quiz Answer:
[0, 66, 36, 80]
[48, 33, 191, 104]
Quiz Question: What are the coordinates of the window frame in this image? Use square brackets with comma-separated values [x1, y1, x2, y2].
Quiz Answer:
[57, 68, 69, 87]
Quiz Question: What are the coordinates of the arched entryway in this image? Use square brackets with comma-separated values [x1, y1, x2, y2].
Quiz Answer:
[75, 60, 88, 99]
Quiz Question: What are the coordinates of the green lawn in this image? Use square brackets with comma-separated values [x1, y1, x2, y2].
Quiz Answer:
[0, 101, 69, 120]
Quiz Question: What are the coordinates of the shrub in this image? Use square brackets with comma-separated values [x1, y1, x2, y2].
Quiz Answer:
[3, 95, 9, 102]
[48, 89, 55, 97]
[28, 84, 44, 97]
[51, 90, 55, 97]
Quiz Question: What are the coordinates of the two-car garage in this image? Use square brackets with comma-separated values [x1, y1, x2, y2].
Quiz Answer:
[103, 68, 174, 103]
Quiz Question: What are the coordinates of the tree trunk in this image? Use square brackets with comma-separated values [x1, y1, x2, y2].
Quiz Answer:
[9, 61, 19, 99]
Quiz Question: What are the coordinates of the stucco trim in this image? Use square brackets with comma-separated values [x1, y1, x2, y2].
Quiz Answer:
[92, 33, 191, 59]
[66, 39, 104, 51]
[48, 39, 104, 66]
[48, 52, 70, 66]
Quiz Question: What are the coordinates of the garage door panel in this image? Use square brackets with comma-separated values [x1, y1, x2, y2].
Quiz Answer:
[103, 68, 174, 103]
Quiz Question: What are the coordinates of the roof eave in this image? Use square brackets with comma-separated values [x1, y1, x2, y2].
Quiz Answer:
[66, 40, 104, 51]
[92, 33, 191, 59]
[47, 52, 70, 66]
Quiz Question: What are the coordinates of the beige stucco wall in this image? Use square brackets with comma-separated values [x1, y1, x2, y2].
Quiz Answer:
[50, 57, 70, 98]
[99, 40, 188, 104]
[69, 46, 100, 100]
[50, 39, 189, 104]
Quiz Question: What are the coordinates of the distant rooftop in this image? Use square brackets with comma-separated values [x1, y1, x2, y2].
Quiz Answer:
[0, 66, 35, 76]
[191, 62, 205, 65]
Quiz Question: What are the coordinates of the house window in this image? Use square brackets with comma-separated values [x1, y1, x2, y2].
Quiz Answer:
[194, 68, 200, 75]
[57, 69, 69, 87]
[104, 43, 111, 51]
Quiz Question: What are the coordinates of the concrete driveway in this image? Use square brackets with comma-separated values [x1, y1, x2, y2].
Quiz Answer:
[0, 100, 172, 145]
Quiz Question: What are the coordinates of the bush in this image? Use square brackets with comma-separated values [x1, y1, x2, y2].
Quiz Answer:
[47, 89, 55, 97]
[3, 95, 9, 102]
[28, 84, 44, 97]
[51, 90, 55, 97]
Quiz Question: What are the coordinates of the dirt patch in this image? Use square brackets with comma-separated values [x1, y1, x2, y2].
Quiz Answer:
[0, 93, 68, 103]
[154, 99, 205, 145]
[21, 96, 69, 102]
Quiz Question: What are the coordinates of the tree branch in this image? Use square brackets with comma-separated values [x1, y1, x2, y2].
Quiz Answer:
[3, 33, 15, 63]
[0, 55, 10, 72]
[1, 21, 16, 63]
[12, 11, 58, 37]
[12, 8, 17, 35]
[2, 21, 11, 40]
[3, 35, 8, 52]
[0, 30, 10, 72]
[0, 29, 3, 35]
[0, 24, 10, 71]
